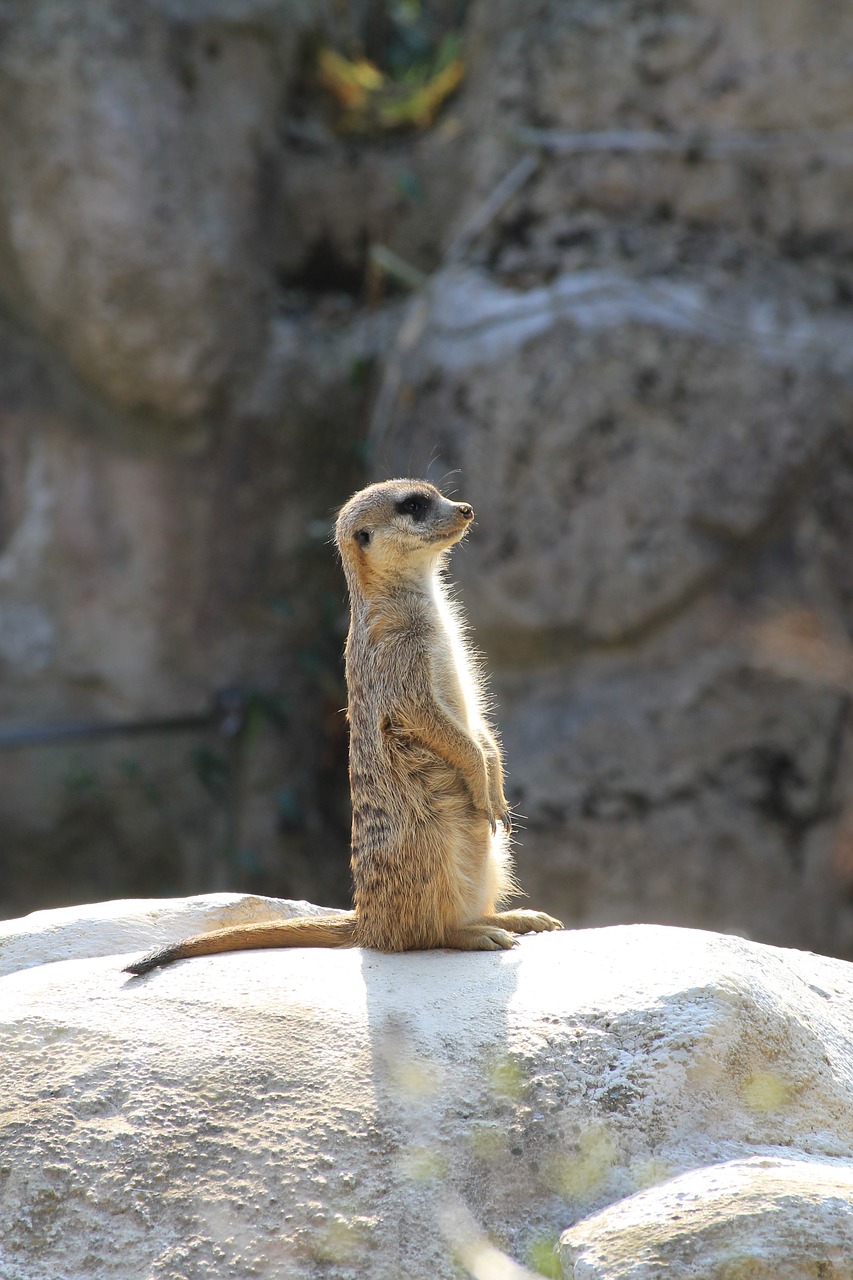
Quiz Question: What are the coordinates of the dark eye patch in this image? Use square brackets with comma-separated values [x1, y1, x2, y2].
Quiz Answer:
[395, 493, 432, 522]
[354, 529, 371, 547]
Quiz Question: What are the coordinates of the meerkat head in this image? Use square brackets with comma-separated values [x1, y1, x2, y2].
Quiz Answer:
[335, 479, 474, 591]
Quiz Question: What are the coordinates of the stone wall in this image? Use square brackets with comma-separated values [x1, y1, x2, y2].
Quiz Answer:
[374, 0, 853, 956]
[2, 0, 853, 956]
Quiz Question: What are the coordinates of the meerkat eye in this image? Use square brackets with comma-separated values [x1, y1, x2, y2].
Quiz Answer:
[395, 494, 432, 521]
[354, 529, 371, 547]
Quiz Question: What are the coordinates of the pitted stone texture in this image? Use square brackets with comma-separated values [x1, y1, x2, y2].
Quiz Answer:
[374, 256, 853, 955]
[559, 1156, 853, 1279]
[458, 0, 853, 248]
[0, 295, 385, 921]
[0, 1, 303, 418]
[381, 267, 853, 648]
[2, 899, 853, 1278]
[496, 636, 849, 949]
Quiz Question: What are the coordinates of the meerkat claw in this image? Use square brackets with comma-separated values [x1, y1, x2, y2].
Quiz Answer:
[477, 927, 516, 950]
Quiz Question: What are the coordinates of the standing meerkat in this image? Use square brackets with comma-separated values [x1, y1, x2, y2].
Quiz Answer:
[125, 479, 561, 974]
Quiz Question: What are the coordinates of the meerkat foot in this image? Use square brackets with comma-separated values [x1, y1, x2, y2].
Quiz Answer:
[477, 910, 563, 934]
[444, 925, 517, 951]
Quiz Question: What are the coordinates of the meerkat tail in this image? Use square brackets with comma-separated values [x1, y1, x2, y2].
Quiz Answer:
[123, 912, 358, 975]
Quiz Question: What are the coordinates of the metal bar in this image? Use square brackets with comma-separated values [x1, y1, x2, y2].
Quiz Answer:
[0, 712, 216, 751]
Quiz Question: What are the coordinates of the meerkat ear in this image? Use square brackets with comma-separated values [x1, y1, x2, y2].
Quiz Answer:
[354, 529, 371, 548]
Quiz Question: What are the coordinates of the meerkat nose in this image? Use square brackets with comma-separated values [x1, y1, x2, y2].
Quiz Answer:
[458, 504, 474, 521]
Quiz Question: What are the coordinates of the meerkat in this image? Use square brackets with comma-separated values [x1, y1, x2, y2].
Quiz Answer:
[125, 479, 561, 975]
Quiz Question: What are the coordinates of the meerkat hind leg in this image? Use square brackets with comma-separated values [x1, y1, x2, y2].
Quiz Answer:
[443, 924, 517, 951]
[476, 909, 563, 934]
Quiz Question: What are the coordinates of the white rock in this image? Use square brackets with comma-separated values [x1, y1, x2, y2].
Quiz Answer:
[1, 899, 853, 1279]
[0, 893, 338, 978]
[559, 1154, 853, 1278]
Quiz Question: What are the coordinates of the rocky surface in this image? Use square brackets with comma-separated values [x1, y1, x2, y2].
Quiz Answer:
[0, 892, 339, 977]
[559, 1156, 853, 1279]
[0, 0, 295, 418]
[375, 255, 853, 954]
[380, 265, 853, 646]
[2, 897, 853, 1279]
[369, 0, 853, 957]
[0, 295, 378, 917]
[2, 0, 853, 958]
[457, 0, 853, 251]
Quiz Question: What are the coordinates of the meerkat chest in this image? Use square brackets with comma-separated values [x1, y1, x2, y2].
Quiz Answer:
[430, 582, 480, 729]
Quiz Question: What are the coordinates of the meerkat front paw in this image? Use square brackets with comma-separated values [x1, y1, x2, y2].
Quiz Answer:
[516, 910, 563, 933]
[481, 909, 563, 934]
[481, 804, 512, 836]
[478, 773, 511, 835]
[483, 750, 511, 834]
[468, 762, 497, 831]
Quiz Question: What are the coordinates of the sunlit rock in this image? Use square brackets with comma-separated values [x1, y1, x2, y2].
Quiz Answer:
[2, 899, 852, 1278]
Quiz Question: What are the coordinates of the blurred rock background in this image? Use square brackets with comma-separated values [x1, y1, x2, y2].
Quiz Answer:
[2, 0, 853, 957]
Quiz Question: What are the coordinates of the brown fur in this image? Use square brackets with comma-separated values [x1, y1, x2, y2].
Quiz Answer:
[125, 480, 561, 975]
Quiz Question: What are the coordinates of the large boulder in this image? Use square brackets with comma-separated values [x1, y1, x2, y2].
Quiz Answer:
[559, 1157, 853, 1279]
[0, 0, 464, 419]
[2, 895, 853, 1278]
[0, 0, 306, 418]
[456, 0, 853, 246]
[379, 265, 853, 646]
